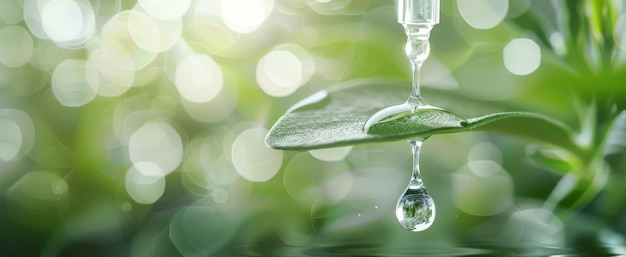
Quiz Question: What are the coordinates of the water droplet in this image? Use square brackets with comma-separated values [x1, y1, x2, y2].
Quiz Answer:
[364, 22, 466, 133]
[395, 139, 435, 232]
[367, 1, 442, 231]
[363, 102, 445, 132]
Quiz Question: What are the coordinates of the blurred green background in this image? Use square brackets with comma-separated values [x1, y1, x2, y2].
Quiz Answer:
[2, 0, 626, 256]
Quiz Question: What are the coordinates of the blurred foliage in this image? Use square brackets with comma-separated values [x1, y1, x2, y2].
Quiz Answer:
[1, 0, 626, 256]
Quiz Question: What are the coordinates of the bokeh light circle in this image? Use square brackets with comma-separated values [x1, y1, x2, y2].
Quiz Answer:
[40, 0, 95, 48]
[211, 188, 229, 203]
[0, 118, 22, 162]
[221, 0, 275, 34]
[503, 38, 541, 76]
[549, 32, 567, 56]
[231, 127, 282, 182]
[175, 53, 223, 103]
[180, 84, 237, 124]
[41, 0, 83, 42]
[88, 47, 135, 97]
[0, 26, 34, 68]
[129, 122, 183, 175]
[100, 10, 158, 71]
[125, 162, 166, 204]
[0, 109, 35, 161]
[51, 59, 100, 107]
[181, 130, 240, 198]
[467, 142, 502, 178]
[23, 0, 51, 39]
[305, 0, 355, 15]
[188, 0, 240, 55]
[88, 46, 135, 77]
[468, 142, 502, 163]
[257, 49, 304, 97]
[128, 7, 182, 53]
[457, 0, 508, 30]
[138, 0, 191, 20]
[127, 10, 162, 52]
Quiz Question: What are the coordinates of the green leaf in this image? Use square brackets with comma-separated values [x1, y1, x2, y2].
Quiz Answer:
[266, 79, 578, 152]
[528, 145, 582, 175]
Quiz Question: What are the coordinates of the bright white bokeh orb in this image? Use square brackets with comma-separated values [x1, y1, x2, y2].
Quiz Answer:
[231, 127, 282, 182]
[503, 38, 541, 76]
[139, 0, 191, 20]
[457, 0, 508, 30]
[127, 10, 161, 52]
[257, 50, 304, 97]
[549, 32, 567, 56]
[125, 162, 166, 204]
[41, 0, 83, 42]
[175, 54, 223, 103]
[40, 0, 95, 48]
[51, 59, 100, 107]
[88, 47, 135, 97]
[129, 122, 183, 175]
[221, 0, 274, 34]
[99, 11, 158, 71]
[128, 7, 182, 53]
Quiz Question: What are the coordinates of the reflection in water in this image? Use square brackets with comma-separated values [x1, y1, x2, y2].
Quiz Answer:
[219, 241, 619, 257]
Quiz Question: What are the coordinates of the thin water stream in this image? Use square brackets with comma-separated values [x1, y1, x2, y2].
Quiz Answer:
[364, 0, 449, 232]
[362, 22, 444, 131]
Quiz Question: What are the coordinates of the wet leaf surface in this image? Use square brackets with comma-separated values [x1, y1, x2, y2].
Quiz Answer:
[266, 79, 576, 152]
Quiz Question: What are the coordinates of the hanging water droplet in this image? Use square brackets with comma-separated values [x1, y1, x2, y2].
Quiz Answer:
[367, 0, 442, 232]
[396, 139, 435, 232]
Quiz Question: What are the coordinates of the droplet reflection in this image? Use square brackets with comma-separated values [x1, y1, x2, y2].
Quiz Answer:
[395, 139, 435, 232]
[396, 191, 435, 231]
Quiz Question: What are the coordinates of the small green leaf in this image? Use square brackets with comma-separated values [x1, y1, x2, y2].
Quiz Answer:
[266, 79, 577, 152]
[528, 145, 582, 175]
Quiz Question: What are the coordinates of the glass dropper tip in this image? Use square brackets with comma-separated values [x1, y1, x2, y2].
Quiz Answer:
[396, 0, 440, 25]
[397, 0, 439, 106]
